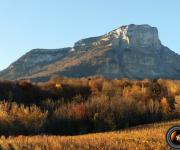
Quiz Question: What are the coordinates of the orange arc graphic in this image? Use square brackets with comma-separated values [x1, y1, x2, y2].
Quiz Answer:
[171, 131, 177, 141]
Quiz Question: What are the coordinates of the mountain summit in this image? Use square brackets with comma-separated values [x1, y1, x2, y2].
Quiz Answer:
[1, 24, 180, 81]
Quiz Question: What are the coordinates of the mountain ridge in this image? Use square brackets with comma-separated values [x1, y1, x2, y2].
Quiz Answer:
[1, 24, 180, 81]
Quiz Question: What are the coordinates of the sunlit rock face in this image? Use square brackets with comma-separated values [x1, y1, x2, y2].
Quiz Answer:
[109, 24, 161, 50]
[0, 24, 180, 81]
[73, 24, 162, 52]
[126, 25, 161, 49]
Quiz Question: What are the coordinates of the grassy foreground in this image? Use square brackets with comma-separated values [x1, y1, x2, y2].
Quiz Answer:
[0, 120, 179, 150]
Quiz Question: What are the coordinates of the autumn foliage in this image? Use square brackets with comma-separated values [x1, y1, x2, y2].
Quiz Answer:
[0, 77, 180, 135]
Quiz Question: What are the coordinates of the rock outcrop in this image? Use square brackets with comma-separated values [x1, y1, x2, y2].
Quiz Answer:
[0, 24, 180, 81]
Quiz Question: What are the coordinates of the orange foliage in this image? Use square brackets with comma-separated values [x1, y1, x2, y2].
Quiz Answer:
[72, 103, 87, 120]
[161, 97, 171, 114]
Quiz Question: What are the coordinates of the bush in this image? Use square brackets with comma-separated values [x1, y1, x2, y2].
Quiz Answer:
[0, 101, 47, 135]
[0, 77, 179, 135]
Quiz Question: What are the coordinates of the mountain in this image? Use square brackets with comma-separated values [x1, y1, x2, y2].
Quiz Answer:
[1, 24, 180, 82]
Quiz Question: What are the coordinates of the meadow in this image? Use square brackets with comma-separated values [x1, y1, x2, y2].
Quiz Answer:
[0, 119, 179, 150]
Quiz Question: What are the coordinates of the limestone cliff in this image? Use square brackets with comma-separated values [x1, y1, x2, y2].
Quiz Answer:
[0, 24, 180, 81]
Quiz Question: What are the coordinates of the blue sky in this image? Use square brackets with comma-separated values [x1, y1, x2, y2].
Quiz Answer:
[0, 0, 180, 71]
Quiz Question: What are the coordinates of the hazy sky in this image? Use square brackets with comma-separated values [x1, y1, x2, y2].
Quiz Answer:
[0, 0, 180, 71]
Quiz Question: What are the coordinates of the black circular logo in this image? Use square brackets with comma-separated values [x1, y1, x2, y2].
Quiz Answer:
[166, 126, 180, 149]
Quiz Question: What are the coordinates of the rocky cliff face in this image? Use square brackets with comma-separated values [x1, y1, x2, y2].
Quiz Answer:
[0, 24, 180, 81]
[0, 48, 71, 80]
[110, 24, 161, 49]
